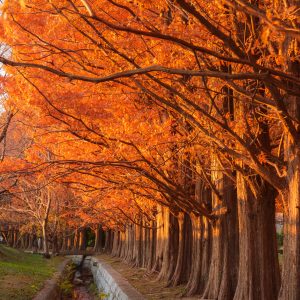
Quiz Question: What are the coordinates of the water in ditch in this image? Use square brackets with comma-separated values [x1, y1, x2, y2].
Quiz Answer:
[62, 257, 99, 300]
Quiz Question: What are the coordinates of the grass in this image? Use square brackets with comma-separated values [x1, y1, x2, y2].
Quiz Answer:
[0, 244, 64, 300]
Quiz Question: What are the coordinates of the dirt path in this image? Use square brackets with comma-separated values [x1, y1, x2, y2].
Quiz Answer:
[95, 254, 200, 299]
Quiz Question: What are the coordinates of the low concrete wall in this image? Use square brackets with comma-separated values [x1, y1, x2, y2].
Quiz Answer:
[70, 255, 145, 300]
[33, 259, 69, 300]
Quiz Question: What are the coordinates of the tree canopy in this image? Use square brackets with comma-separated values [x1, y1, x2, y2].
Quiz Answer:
[0, 0, 299, 299]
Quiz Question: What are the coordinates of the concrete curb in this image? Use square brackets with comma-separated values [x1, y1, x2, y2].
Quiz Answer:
[69, 255, 145, 299]
[90, 256, 145, 300]
[32, 259, 70, 300]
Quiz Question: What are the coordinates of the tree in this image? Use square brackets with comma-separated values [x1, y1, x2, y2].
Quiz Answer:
[0, 0, 299, 298]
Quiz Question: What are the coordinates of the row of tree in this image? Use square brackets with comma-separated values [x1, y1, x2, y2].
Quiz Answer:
[0, 0, 299, 299]
[0, 223, 101, 254]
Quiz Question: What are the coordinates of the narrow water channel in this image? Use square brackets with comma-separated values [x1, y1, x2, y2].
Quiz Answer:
[64, 256, 97, 300]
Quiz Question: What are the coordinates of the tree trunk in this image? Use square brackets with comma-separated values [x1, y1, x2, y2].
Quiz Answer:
[185, 175, 212, 296]
[145, 219, 156, 271]
[185, 213, 202, 296]
[104, 229, 112, 253]
[279, 145, 300, 299]
[20, 234, 26, 249]
[202, 156, 238, 300]
[279, 57, 300, 299]
[93, 224, 104, 252]
[66, 233, 72, 251]
[52, 234, 59, 254]
[32, 234, 38, 253]
[151, 206, 164, 274]
[169, 212, 192, 287]
[42, 221, 49, 255]
[233, 173, 279, 300]
[124, 225, 134, 263]
[7, 228, 12, 247]
[73, 229, 80, 252]
[111, 230, 120, 257]
[117, 230, 125, 258]
[61, 231, 67, 252]
[79, 228, 86, 251]
[13, 229, 18, 248]
[157, 206, 178, 282]
[132, 221, 143, 267]
[27, 234, 33, 250]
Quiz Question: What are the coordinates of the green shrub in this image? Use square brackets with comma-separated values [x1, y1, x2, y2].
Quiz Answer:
[58, 262, 76, 297]
[59, 280, 73, 296]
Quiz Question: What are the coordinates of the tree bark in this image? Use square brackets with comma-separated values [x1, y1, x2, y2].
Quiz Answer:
[27, 234, 33, 250]
[279, 55, 300, 299]
[233, 172, 279, 300]
[111, 230, 120, 257]
[124, 225, 134, 263]
[279, 145, 300, 299]
[185, 213, 202, 296]
[8, 229, 13, 247]
[79, 228, 86, 251]
[157, 206, 178, 282]
[20, 234, 26, 249]
[42, 221, 49, 255]
[104, 229, 112, 253]
[13, 229, 18, 248]
[132, 220, 143, 267]
[202, 157, 238, 300]
[169, 212, 192, 287]
[60, 231, 67, 252]
[185, 175, 212, 296]
[151, 206, 164, 274]
[93, 224, 104, 252]
[73, 228, 80, 252]
[146, 219, 156, 271]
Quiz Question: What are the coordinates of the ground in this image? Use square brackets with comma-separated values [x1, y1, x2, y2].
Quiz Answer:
[96, 254, 199, 299]
[0, 244, 63, 300]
